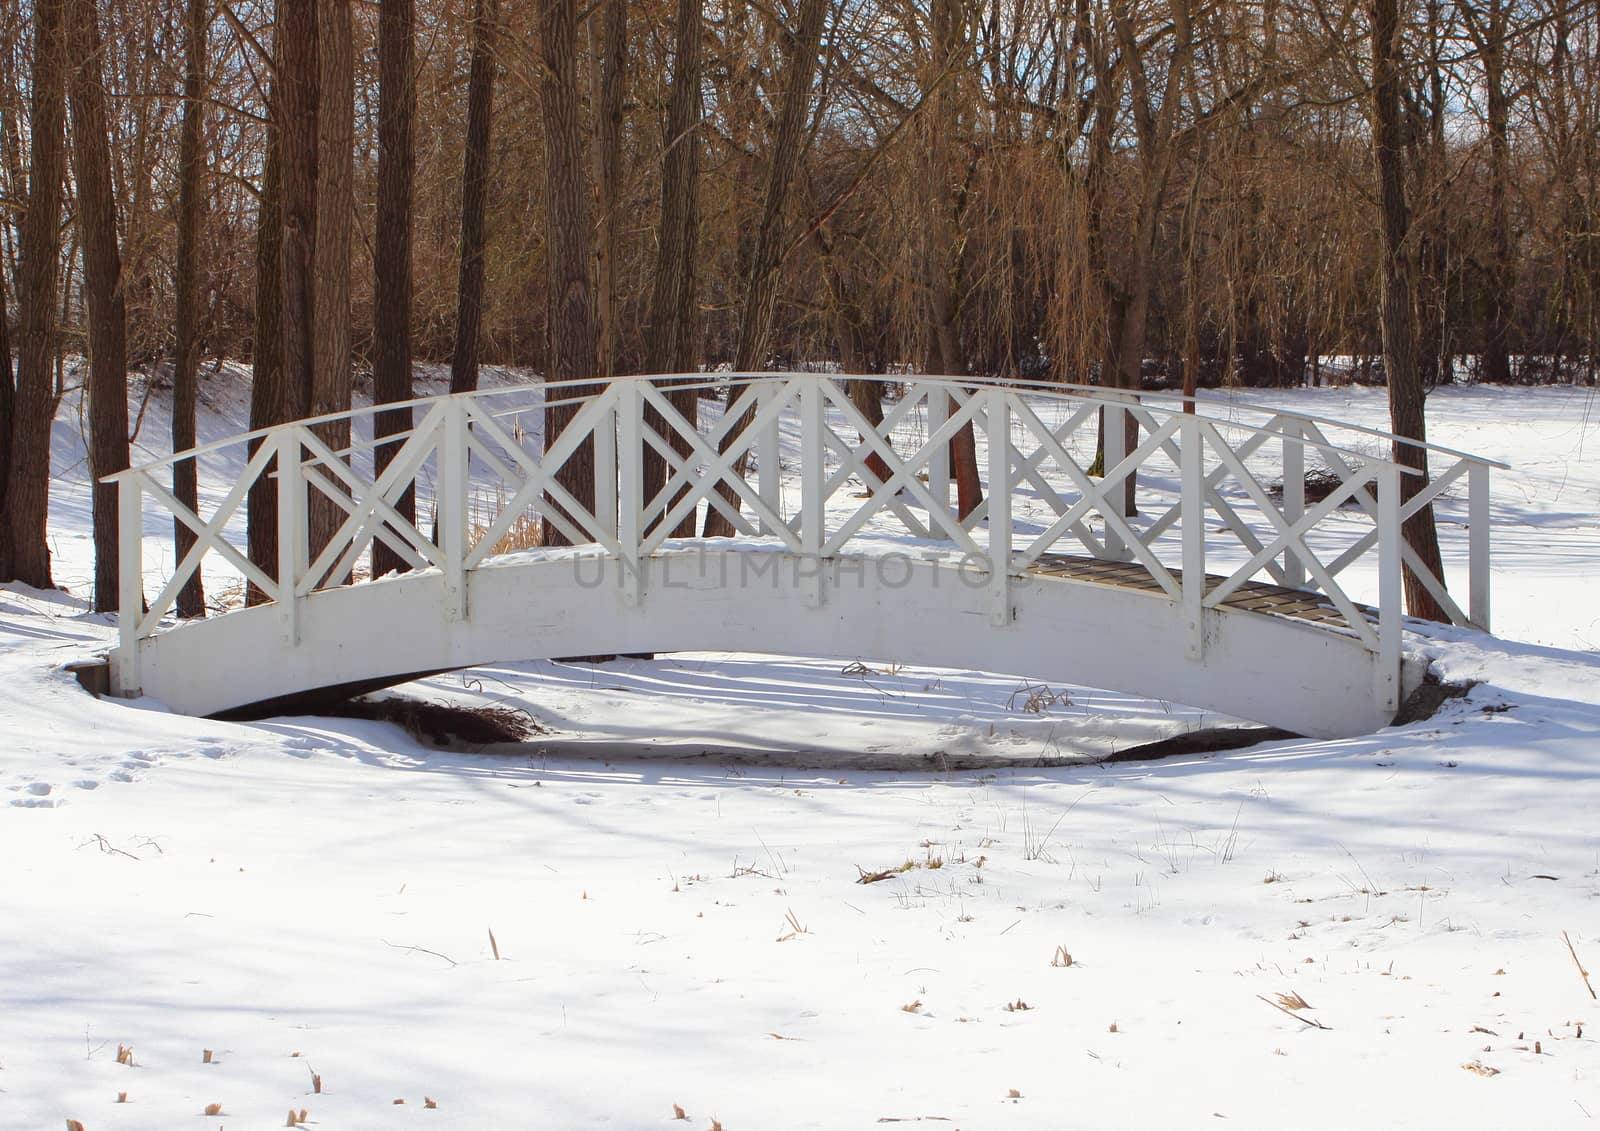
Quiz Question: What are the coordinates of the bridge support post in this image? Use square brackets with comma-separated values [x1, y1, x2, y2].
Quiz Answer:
[593, 390, 618, 541]
[1102, 394, 1132, 562]
[1469, 460, 1491, 631]
[987, 389, 1011, 626]
[1280, 419, 1306, 590]
[1181, 416, 1205, 660]
[617, 381, 643, 606]
[800, 378, 824, 608]
[756, 381, 782, 536]
[1376, 462, 1403, 718]
[114, 473, 144, 696]
[440, 398, 469, 621]
[276, 429, 307, 646]
[925, 383, 951, 526]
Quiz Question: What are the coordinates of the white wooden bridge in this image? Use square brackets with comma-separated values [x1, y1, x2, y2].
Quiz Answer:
[106, 374, 1501, 739]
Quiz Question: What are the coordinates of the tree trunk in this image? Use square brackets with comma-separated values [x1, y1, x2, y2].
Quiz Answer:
[702, 0, 828, 538]
[591, 0, 625, 380]
[1465, 0, 1514, 385]
[169, 0, 207, 616]
[450, 0, 497, 395]
[372, 0, 416, 578]
[537, 0, 599, 547]
[247, 102, 285, 604]
[1372, 0, 1449, 622]
[69, 0, 132, 613]
[0, 273, 12, 506]
[278, 0, 317, 426]
[921, 0, 981, 519]
[309, 0, 354, 560]
[642, 0, 703, 537]
[1, 0, 68, 587]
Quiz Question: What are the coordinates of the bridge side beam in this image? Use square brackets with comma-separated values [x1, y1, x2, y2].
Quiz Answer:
[115, 473, 144, 696]
[800, 378, 824, 608]
[1376, 462, 1403, 718]
[1469, 460, 1491, 631]
[277, 429, 308, 646]
[1181, 415, 1205, 660]
[987, 390, 1011, 626]
[1280, 418, 1306, 590]
[617, 380, 643, 606]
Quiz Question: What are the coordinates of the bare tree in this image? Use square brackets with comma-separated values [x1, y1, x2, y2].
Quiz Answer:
[641, 0, 703, 536]
[0, 274, 12, 506]
[170, 0, 209, 616]
[308, 0, 354, 557]
[248, 98, 285, 603]
[449, 0, 497, 394]
[372, 0, 416, 577]
[68, 0, 133, 612]
[702, 0, 829, 538]
[1, 0, 68, 587]
[1459, 0, 1514, 384]
[918, 0, 981, 517]
[591, 0, 626, 380]
[278, 0, 317, 426]
[1371, 0, 1448, 621]
[537, 0, 599, 545]
[67, 0, 131, 612]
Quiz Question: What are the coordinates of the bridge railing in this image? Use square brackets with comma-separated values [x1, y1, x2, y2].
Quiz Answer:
[106, 373, 1503, 708]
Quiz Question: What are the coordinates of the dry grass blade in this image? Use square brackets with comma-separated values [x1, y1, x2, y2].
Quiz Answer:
[1273, 990, 1313, 1011]
[1257, 993, 1329, 1029]
[1563, 930, 1597, 1000]
[1461, 1060, 1501, 1077]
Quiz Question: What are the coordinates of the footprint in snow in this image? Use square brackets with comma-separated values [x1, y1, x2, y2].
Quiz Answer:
[107, 770, 133, 782]
[73, 779, 99, 790]
[25, 782, 51, 796]
[10, 795, 59, 808]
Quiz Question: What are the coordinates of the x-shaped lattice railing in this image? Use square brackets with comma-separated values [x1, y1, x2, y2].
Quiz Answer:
[109, 373, 1501, 723]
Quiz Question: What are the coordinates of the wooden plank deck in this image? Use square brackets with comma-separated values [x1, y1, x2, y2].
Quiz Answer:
[1026, 553, 1377, 630]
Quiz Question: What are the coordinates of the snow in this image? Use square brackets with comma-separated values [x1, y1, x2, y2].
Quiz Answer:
[3, 373, 1599, 1129]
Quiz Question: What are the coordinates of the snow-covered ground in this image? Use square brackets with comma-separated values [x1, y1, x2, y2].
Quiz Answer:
[3, 373, 1599, 1129]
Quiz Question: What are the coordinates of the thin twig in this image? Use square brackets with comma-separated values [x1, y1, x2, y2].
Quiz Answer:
[1256, 993, 1330, 1029]
[1564, 931, 1597, 1000]
[384, 940, 457, 967]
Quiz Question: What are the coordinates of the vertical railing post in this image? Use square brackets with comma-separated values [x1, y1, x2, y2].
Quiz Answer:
[987, 389, 1011, 626]
[1182, 415, 1206, 660]
[593, 387, 618, 540]
[800, 376, 824, 607]
[1376, 461, 1403, 719]
[277, 428, 307, 646]
[439, 398, 469, 621]
[1103, 393, 1129, 561]
[617, 381, 643, 606]
[114, 473, 144, 696]
[756, 379, 782, 536]
[926, 381, 952, 535]
[1468, 460, 1491, 632]
[1281, 418, 1306, 590]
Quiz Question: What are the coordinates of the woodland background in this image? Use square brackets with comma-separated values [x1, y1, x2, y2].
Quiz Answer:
[0, 0, 1595, 606]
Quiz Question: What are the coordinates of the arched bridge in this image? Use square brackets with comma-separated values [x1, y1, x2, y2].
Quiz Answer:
[106, 374, 1501, 739]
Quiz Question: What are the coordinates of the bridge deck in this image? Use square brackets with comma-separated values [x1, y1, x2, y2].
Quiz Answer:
[1028, 554, 1377, 629]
